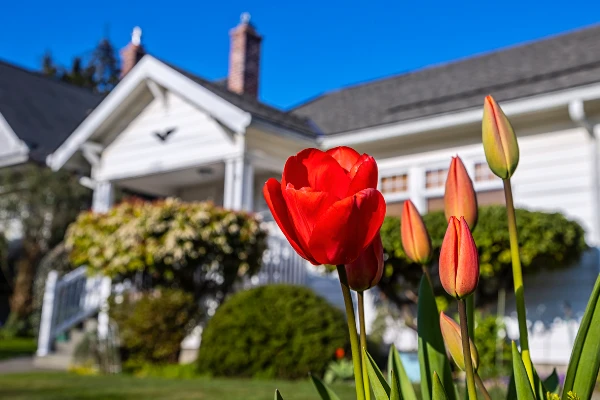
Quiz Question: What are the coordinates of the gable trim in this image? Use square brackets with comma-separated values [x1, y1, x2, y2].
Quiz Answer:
[48, 56, 252, 171]
[320, 81, 600, 147]
[0, 113, 29, 168]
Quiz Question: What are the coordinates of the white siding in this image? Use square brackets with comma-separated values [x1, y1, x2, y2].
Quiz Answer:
[96, 91, 240, 182]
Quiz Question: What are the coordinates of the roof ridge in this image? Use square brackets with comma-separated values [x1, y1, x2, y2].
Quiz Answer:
[0, 58, 103, 97]
[291, 22, 600, 111]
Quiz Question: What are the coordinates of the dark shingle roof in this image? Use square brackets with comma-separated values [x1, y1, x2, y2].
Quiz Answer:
[292, 24, 600, 135]
[0, 60, 103, 162]
[167, 63, 320, 137]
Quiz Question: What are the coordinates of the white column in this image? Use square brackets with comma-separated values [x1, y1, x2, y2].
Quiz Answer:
[223, 157, 245, 211]
[92, 181, 114, 213]
[409, 166, 426, 212]
[242, 158, 254, 212]
[37, 270, 58, 357]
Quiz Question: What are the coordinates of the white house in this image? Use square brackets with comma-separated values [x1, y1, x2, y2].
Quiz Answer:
[5, 17, 600, 369]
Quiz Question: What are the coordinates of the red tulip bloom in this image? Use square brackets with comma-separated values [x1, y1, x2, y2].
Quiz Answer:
[401, 200, 432, 264]
[345, 233, 384, 291]
[439, 216, 479, 299]
[263, 147, 386, 266]
[445, 156, 478, 230]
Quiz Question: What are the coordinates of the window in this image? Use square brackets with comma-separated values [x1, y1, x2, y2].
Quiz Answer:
[425, 168, 448, 189]
[381, 174, 408, 194]
[474, 162, 497, 182]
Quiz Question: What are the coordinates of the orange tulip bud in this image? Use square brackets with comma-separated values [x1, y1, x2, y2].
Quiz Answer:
[439, 217, 479, 299]
[401, 200, 432, 264]
[482, 95, 519, 179]
[439, 312, 479, 371]
[444, 156, 478, 230]
[345, 233, 384, 291]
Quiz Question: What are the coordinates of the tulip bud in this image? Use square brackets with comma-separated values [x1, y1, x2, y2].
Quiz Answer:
[439, 312, 479, 371]
[444, 156, 478, 230]
[482, 95, 520, 179]
[401, 200, 432, 264]
[439, 217, 479, 299]
[345, 233, 384, 292]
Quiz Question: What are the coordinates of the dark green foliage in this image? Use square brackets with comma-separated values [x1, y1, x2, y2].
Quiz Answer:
[378, 205, 587, 305]
[109, 288, 199, 365]
[197, 285, 349, 380]
[473, 312, 511, 379]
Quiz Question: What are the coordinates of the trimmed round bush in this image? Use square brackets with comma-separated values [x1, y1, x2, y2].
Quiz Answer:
[197, 285, 349, 379]
[109, 288, 198, 366]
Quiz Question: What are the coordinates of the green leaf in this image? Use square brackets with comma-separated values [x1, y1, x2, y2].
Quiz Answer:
[432, 372, 449, 400]
[275, 389, 284, 400]
[542, 369, 559, 394]
[511, 342, 536, 400]
[506, 373, 516, 400]
[388, 345, 418, 400]
[390, 369, 402, 400]
[364, 348, 391, 399]
[417, 276, 458, 400]
[532, 364, 553, 400]
[563, 274, 600, 400]
[309, 374, 341, 400]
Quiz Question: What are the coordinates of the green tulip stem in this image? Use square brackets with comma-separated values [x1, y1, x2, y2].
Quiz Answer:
[474, 372, 492, 400]
[458, 299, 478, 400]
[357, 291, 371, 400]
[503, 178, 534, 387]
[337, 265, 366, 400]
[466, 294, 475, 338]
[421, 264, 433, 288]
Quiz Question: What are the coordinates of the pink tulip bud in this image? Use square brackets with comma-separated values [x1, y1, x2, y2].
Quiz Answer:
[439, 312, 479, 371]
[439, 217, 479, 299]
[482, 95, 520, 179]
[445, 156, 478, 230]
[345, 233, 384, 292]
[401, 200, 432, 264]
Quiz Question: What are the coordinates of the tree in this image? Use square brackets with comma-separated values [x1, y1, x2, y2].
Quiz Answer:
[0, 164, 91, 334]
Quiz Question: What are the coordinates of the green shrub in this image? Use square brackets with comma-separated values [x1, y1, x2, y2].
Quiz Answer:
[473, 312, 511, 379]
[109, 288, 198, 365]
[379, 205, 587, 303]
[197, 285, 349, 380]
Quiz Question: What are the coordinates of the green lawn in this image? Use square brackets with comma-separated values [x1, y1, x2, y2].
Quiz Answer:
[0, 372, 357, 400]
[0, 337, 37, 360]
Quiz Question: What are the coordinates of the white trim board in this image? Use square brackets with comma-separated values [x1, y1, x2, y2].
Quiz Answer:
[0, 113, 29, 168]
[320, 82, 600, 147]
[47, 56, 253, 171]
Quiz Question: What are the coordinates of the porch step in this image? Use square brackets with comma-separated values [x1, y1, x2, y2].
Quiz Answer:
[34, 320, 96, 371]
[33, 353, 73, 370]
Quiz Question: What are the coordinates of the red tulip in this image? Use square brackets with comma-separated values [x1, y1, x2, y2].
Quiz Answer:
[401, 200, 432, 264]
[445, 156, 478, 230]
[439, 312, 479, 371]
[439, 216, 479, 299]
[345, 233, 384, 291]
[263, 147, 386, 266]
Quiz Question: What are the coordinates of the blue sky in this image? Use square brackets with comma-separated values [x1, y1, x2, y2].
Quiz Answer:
[2, 1, 600, 109]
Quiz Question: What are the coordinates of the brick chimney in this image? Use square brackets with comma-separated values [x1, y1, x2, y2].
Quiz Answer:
[227, 13, 262, 97]
[120, 27, 145, 79]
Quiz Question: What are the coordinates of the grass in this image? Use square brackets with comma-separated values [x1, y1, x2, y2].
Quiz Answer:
[0, 372, 357, 400]
[0, 337, 37, 360]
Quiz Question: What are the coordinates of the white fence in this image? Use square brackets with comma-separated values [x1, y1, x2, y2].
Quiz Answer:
[37, 266, 111, 357]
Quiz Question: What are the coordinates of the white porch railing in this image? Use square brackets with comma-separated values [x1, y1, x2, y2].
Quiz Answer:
[37, 266, 111, 357]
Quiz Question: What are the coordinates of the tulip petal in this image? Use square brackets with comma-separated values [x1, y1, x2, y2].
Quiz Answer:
[345, 233, 384, 291]
[439, 218, 458, 297]
[309, 188, 386, 265]
[263, 179, 316, 264]
[455, 217, 479, 298]
[444, 156, 478, 230]
[401, 200, 432, 264]
[326, 146, 361, 172]
[283, 185, 337, 254]
[346, 154, 379, 195]
[283, 148, 350, 199]
[482, 96, 520, 179]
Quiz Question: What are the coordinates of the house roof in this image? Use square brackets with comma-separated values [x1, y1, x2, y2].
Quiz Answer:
[167, 64, 320, 137]
[0, 60, 103, 162]
[292, 24, 600, 135]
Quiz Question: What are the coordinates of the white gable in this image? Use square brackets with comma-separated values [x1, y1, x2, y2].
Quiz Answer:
[0, 113, 28, 167]
[94, 90, 241, 181]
